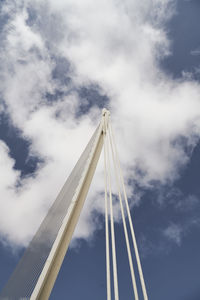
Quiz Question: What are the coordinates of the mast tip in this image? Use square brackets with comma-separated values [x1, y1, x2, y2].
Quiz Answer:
[102, 108, 110, 116]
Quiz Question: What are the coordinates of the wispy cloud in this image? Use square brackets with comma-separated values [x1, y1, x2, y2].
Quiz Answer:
[139, 215, 200, 257]
[163, 223, 182, 245]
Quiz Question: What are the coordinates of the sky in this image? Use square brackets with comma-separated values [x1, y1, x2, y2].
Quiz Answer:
[0, 0, 200, 299]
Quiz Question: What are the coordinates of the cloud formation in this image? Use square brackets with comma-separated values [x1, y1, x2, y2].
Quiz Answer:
[163, 222, 182, 246]
[0, 0, 200, 248]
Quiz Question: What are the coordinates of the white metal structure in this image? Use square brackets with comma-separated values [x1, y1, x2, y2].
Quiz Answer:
[0, 109, 148, 300]
[103, 113, 148, 300]
[30, 109, 108, 300]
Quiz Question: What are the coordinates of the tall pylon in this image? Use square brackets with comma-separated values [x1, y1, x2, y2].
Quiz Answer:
[0, 109, 109, 300]
[0, 108, 148, 300]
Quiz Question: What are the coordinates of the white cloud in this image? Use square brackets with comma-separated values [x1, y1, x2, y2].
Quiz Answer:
[175, 194, 199, 211]
[0, 0, 200, 248]
[162, 216, 200, 247]
[163, 223, 182, 245]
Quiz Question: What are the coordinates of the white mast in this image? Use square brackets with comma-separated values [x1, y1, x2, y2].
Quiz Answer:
[0, 108, 149, 300]
[30, 109, 110, 300]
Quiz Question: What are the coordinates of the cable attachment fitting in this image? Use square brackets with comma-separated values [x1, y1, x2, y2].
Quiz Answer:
[102, 108, 110, 134]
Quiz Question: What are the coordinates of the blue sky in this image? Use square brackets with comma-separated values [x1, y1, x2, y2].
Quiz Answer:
[0, 0, 200, 299]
